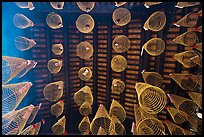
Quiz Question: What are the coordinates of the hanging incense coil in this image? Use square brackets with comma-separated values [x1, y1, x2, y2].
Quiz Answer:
[16, 60, 37, 78]
[142, 71, 163, 87]
[173, 31, 198, 46]
[79, 101, 92, 116]
[190, 54, 202, 67]
[144, 11, 166, 31]
[34, 122, 41, 135]
[15, 36, 36, 51]
[175, 2, 200, 8]
[144, 2, 162, 8]
[78, 116, 90, 134]
[52, 43, 64, 55]
[51, 100, 64, 117]
[18, 124, 36, 135]
[111, 116, 125, 135]
[112, 35, 130, 53]
[111, 79, 125, 93]
[47, 59, 62, 74]
[190, 74, 202, 87]
[15, 2, 35, 10]
[112, 8, 131, 26]
[46, 12, 63, 29]
[111, 55, 127, 72]
[142, 38, 165, 56]
[165, 120, 185, 135]
[192, 43, 202, 51]
[187, 92, 202, 109]
[27, 103, 42, 124]
[166, 106, 186, 124]
[50, 2, 64, 10]
[97, 126, 107, 135]
[114, 2, 127, 7]
[76, 2, 95, 12]
[76, 14, 95, 33]
[43, 81, 64, 102]
[186, 114, 202, 135]
[76, 41, 93, 59]
[78, 67, 92, 81]
[13, 13, 34, 29]
[52, 116, 66, 135]
[192, 26, 202, 33]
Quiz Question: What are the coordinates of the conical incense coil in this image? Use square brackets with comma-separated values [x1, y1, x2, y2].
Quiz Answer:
[114, 2, 127, 7]
[79, 101, 92, 116]
[73, 85, 93, 106]
[52, 43, 64, 55]
[175, 2, 200, 8]
[164, 120, 185, 135]
[143, 11, 166, 32]
[167, 94, 198, 116]
[2, 82, 32, 115]
[50, 2, 64, 10]
[18, 124, 36, 135]
[13, 13, 34, 29]
[52, 116, 66, 135]
[142, 38, 165, 56]
[111, 116, 125, 135]
[187, 92, 202, 109]
[43, 81, 64, 102]
[2, 104, 34, 135]
[76, 14, 95, 33]
[190, 54, 202, 67]
[34, 122, 41, 135]
[15, 36, 36, 51]
[76, 2, 95, 12]
[111, 79, 125, 93]
[141, 71, 163, 87]
[108, 119, 116, 135]
[183, 129, 195, 135]
[15, 2, 35, 10]
[144, 2, 162, 8]
[189, 74, 202, 87]
[192, 42, 202, 51]
[112, 35, 130, 53]
[166, 106, 186, 124]
[16, 60, 37, 78]
[173, 31, 198, 46]
[78, 116, 90, 134]
[186, 114, 202, 135]
[191, 26, 202, 33]
[76, 41, 93, 59]
[135, 82, 150, 93]
[111, 55, 127, 72]
[135, 82, 167, 114]
[97, 126, 107, 135]
[47, 59, 63, 74]
[78, 67, 92, 81]
[27, 103, 42, 124]
[51, 100, 64, 117]
[109, 99, 126, 122]
[46, 12, 63, 29]
[112, 8, 131, 26]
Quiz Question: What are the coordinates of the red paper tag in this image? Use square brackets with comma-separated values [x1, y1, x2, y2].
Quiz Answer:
[192, 44, 197, 49]
[194, 27, 200, 32]
[63, 131, 67, 135]
[41, 119, 45, 124]
[165, 106, 171, 109]
[33, 124, 37, 129]
[165, 119, 169, 123]
[60, 100, 65, 102]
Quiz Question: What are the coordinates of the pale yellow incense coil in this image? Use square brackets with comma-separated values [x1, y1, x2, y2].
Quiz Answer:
[112, 35, 130, 53]
[15, 36, 36, 51]
[2, 104, 34, 135]
[13, 13, 34, 29]
[15, 2, 35, 10]
[111, 55, 127, 72]
[111, 116, 125, 135]
[175, 2, 200, 8]
[141, 71, 163, 87]
[27, 103, 42, 124]
[43, 81, 64, 102]
[52, 116, 66, 135]
[78, 67, 92, 81]
[18, 124, 36, 135]
[34, 122, 41, 135]
[187, 92, 202, 109]
[144, 2, 162, 8]
[50, 2, 64, 10]
[165, 106, 186, 124]
[97, 126, 107, 135]
[79, 101, 92, 116]
[114, 2, 127, 7]
[111, 79, 125, 93]
[52, 43, 64, 55]
[76, 14, 95, 33]
[189, 74, 202, 87]
[46, 12, 63, 29]
[73, 85, 93, 106]
[76, 41, 93, 59]
[186, 114, 202, 135]
[112, 8, 131, 26]
[76, 2, 95, 12]
[173, 31, 198, 46]
[47, 59, 63, 74]
[164, 120, 185, 135]
[51, 100, 64, 117]
[143, 11, 166, 32]
[78, 116, 90, 134]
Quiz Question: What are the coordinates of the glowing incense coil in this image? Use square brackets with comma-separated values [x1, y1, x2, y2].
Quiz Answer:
[165, 120, 185, 135]
[173, 31, 198, 46]
[111, 79, 125, 93]
[112, 35, 130, 53]
[78, 116, 90, 134]
[2, 104, 34, 135]
[112, 8, 131, 26]
[111, 55, 127, 72]
[52, 43, 64, 55]
[43, 81, 64, 102]
[47, 59, 62, 74]
[13, 13, 34, 29]
[135, 82, 167, 114]
[18, 124, 36, 135]
[15, 2, 35, 10]
[144, 2, 162, 8]
[144, 11, 166, 32]
[76, 41, 93, 59]
[114, 2, 126, 7]
[46, 12, 63, 29]
[79, 101, 92, 116]
[76, 14, 95, 33]
[141, 71, 163, 87]
[73, 86, 93, 106]
[186, 114, 202, 135]
[167, 94, 198, 116]
[175, 2, 200, 8]
[78, 67, 92, 81]
[2, 82, 32, 115]
[187, 92, 202, 109]
[166, 106, 186, 124]
[27, 103, 42, 124]
[51, 100, 64, 117]
[52, 116, 66, 135]
[50, 2, 64, 10]
[15, 36, 36, 51]
[97, 126, 107, 135]
[76, 2, 95, 12]
[34, 122, 41, 135]
[111, 116, 125, 135]
[109, 99, 126, 122]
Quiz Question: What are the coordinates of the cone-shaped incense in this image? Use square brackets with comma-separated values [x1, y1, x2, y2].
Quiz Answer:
[27, 103, 41, 124]
[186, 114, 202, 135]
[50, 2, 64, 10]
[187, 92, 202, 109]
[144, 2, 162, 8]
[15, 2, 35, 10]
[173, 31, 198, 46]
[111, 55, 127, 72]
[166, 106, 186, 124]
[76, 41, 93, 59]
[112, 8, 131, 26]
[76, 14, 95, 33]
[79, 100, 92, 116]
[111, 79, 125, 93]
[142, 71, 163, 87]
[175, 2, 200, 8]
[111, 115, 125, 135]
[51, 100, 64, 117]
[52, 43, 64, 55]
[15, 36, 36, 51]
[47, 59, 62, 74]
[165, 120, 185, 135]
[52, 116, 66, 135]
[78, 116, 90, 134]
[78, 67, 92, 81]
[13, 13, 34, 29]
[46, 12, 63, 29]
[112, 35, 130, 53]
[77, 2, 95, 12]
[34, 122, 41, 135]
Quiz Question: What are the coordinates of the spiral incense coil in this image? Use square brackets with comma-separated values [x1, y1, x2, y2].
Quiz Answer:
[50, 2, 64, 10]
[142, 71, 163, 87]
[114, 2, 127, 7]
[15, 36, 36, 51]
[167, 94, 198, 116]
[76, 2, 95, 12]
[111, 79, 125, 93]
[175, 2, 200, 8]
[13, 13, 34, 29]
[135, 82, 150, 93]
[34, 122, 41, 135]
[112, 8, 131, 26]
[46, 12, 63, 29]
[18, 124, 36, 135]
[97, 126, 107, 135]
[173, 31, 198, 46]
[15, 2, 35, 10]
[52, 43, 64, 55]
[78, 67, 92, 81]
[79, 101, 92, 116]
[111, 116, 125, 135]
[187, 92, 202, 109]
[144, 2, 162, 8]
[27, 103, 42, 124]
[73, 85, 93, 106]
[76, 14, 95, 33]
[52, 116, 66, 135]
[43, 81, 64, 102]
[112, 35, 130, 53]
[78, 116, 90, 134]
[164, 120, 185, 135]
[47, 59, 62, 74]
[143, 11, 166, 32]
[111, 55, 127, 72]
[51, 100, 64, 117]
[186, 114, 202, 135]
[76, 41, 94, 59]
[166, 106, 186, 124]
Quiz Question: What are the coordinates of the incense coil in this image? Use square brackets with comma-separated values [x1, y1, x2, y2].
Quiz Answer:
[190, 54, 202, 67]
[15, 36, 36, 51]
[193, 43, 202, 51]
[13, 13, 34, 29]
[97, 126, 107, 135]
[51, 100, 64, 117]
[114, 2, 127, 7]
[173, 31, 198, 46]
[111, 79, 125, 93]
[18, 124, 35, 135]
[112, 35, 130, 53]
[142, 71, 163, 87]
[76, 2, 95, 12]
[190, 74, 202, 87]
[112, 8, 131, 26]
[76, 41, 93, 59]
[52, 43, 64, 55]
[16, 60, 37, 78]
[79, 101, 92, 116]
[175, 2, 200, 8]
[15, 2, 35, 10]
[111, 116, 125, 135]
[27, 104, 41, 124]
[187, 92, 202, 109]
[186, 114, 202, 135]
[111, 55, 127, 72]
[52, 116, 66, 135]
[76, 14, 95, 33]
[144, 2, 162, 8]
[166, 106, 186, 124]
[78, 116, 90, 134]
[47, 59, 63, 74]
[165, 120, 185, 135]
[50, 2, 64, 10]
[78, 67, 92, 81]
[46, 12, 63, 29]
[34, 122, 41, 135]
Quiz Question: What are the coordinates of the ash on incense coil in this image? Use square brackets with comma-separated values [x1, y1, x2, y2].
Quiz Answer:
[50, 2, 64, 10]
[175, 2, 200, 8]
[27, 103, 42, 124]
[111, 116, 125, 135]
[111, 79, 125, 93]
[76, 14, 95, 33]
[112, 35, 130, 53]
[187, 92, 202, 109]
[13, 13, 34, 29]
[52, 43, 64, 55]
[111, 55, 127, 72]
[47, 59, 63, 74]
[15, 2, 35, 10]
[142, 71, 163, 87]
[51, 100, 64, 117]
[15, 36, 36, 51]
[186, 114, 202, 135]
[76, 2, 95, 12]
[114, 2, 127, 7]
[144, 2, 162, 8]
[52, 116, 66, 135]
[46, 12, 63, 29]
[78, 116, 90, 134]
[79, 101, 92, 116]
[166, 106, 186, 124]
[76, 41, 93, 59]
[78, 67, 92, 81]
[164, 120, 185, 135]
[173, 31, 198, 46]
[112, 8, 131, 26]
